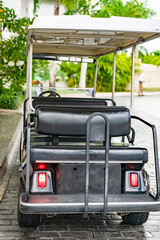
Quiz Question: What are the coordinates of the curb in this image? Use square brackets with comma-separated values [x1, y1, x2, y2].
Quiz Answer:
[0, 117, 22, 201]
[0, 107, 22, 115]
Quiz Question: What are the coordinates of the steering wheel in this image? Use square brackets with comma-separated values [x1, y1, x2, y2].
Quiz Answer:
[39, 90, 61, 97]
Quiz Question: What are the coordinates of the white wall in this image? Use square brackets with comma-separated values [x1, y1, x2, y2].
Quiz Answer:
[126, 60, 160, 92]
[3, 0, 65, 18]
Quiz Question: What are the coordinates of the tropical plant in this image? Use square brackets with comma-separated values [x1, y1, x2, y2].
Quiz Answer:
[0, 5, 33, 94]
[33, 60, 50, 81]
[58, 53, 132, 92]
[91, 0, 156, 18]
[63, 0, 156, 18]
[138, 47, 160, 67]
[0, 4, 49, 96]
[58, 62, 81, 87]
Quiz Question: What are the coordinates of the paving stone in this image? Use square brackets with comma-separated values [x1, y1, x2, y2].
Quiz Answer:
[37, 231, 60, 238]
[0, 209, 13, 215]
[98, 225, 133, 232]
[39, 225, 68, 231]
[0, 220, 11, 225]
[122, 231, 153, 238]
[78, 220, 106, 226]
[69, 225, 98, 231]
[131, 225, 160, 232]
[151, 232, 160, 237]
[60, 231, 92, 237]
[93, 231, 122, 238]
[0, 238, 15, 240]
[0, 232, 24, 238]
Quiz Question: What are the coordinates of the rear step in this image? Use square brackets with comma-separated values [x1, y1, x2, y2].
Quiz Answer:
[20, 193, 160, 214]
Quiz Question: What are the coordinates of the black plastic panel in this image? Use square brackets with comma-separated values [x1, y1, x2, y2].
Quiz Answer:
[55, 163, 121, 194]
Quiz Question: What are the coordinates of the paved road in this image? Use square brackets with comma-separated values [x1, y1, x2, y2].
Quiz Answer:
[0, 94, 160, 240]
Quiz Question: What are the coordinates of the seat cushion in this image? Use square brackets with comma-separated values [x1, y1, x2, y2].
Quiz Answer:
[34, 106, 131, 138]
[30, 145, 148, 163]
[33, 97, 108, 108]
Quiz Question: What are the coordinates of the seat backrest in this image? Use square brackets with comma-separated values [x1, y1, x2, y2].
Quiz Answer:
[34, 106, 131, 140]
[32, 97, 107, 108]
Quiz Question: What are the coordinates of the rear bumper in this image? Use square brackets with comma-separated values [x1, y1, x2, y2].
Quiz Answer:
[20, 193, 160, 214]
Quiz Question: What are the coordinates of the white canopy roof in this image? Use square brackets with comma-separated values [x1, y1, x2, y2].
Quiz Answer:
[28, 15, 160, 57]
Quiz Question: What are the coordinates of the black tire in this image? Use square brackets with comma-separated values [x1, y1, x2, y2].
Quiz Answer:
[122, 212, 149, 225]
[18, 210, 40, 228]
[17, 178, 40, 227]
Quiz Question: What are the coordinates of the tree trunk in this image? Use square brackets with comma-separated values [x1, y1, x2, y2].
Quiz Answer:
[54, 0, 59, 15]
[20, 0, 29, 17]
[49, 0, 59, 88]
[79, 62, 87, 88]
[135, 46, 139, 58]
[49, 61, 56, 88]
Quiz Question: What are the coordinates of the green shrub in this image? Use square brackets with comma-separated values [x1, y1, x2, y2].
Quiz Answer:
[58, 53, 132, 92]
[0, 93, 24, 109]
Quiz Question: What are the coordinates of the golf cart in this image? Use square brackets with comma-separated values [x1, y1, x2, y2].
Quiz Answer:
[18, 15, 160, 227]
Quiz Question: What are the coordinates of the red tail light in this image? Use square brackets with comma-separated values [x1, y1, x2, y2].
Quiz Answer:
[38, 173, 47, 188]
[37, 163, 47, 170]
[130, 173, 138, 187]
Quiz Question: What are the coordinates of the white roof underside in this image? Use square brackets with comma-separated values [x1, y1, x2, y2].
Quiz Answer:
[28, 15, 160, 57]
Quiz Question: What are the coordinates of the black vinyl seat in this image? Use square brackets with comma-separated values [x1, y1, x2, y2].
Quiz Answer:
[30, 145, 148, 163]
[34, 106, 131, 138]
[33, 97, 108, 109]
[31, 105, 148, 170]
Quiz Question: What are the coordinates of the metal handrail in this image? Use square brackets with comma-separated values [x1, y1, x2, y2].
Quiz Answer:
[131, 116, 160, 200]
[85, 112, 110, 218]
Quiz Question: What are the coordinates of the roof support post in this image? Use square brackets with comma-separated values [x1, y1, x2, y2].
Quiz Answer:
[28, 42, 33, 112]
[130, 45, 136, 110]
[26, 51, 30, 99]
[112, 51, 117, 100]
[93, 57, 99, 98]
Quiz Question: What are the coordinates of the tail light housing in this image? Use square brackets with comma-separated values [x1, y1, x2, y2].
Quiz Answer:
[38, 172, 47, 188]
[125, 171, 146, 193]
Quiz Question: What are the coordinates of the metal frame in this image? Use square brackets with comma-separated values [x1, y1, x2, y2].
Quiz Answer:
[21, 113, 160, 215]
[85, 112, 110, 217]
[26, 44, 136, 110]
[93, 57, 99, 98]
[25, 115, 31, 201]
[22, 16, 160, 217]
[111, 45, 136, 109]
[130, 45, 136, 110]
[112, 51, 117, 100]
[131, 116, 160, 200]
[23, 98, 29, 130]
[20, 193, 160, 214]
[28, 15, 160, 57]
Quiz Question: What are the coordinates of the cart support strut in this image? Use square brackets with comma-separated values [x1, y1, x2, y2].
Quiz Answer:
[112, 51, 117, 100]
[93, 57, 99, 98]
[130, 45, 136, 110]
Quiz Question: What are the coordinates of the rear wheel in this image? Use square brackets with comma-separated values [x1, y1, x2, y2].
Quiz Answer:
[122, 212, 149, 225]
[18, 210, 40, 227]
[17, 178, 40, 227]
